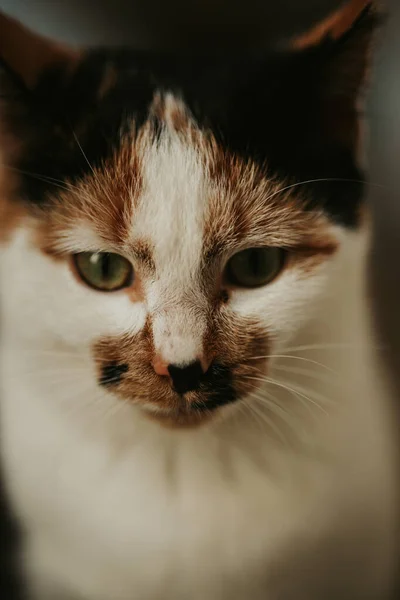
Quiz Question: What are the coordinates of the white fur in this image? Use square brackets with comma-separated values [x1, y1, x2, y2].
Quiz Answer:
[132, 128, 208, 365]
[0, 134, 398, 600]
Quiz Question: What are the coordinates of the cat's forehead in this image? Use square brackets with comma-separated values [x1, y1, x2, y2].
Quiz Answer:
[132, 98, 207, 273]
[0, 2, 379, 247]
[38, 92, 334, 262]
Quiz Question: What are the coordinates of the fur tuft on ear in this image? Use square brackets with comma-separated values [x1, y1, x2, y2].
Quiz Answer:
[0, 12, 80, 89]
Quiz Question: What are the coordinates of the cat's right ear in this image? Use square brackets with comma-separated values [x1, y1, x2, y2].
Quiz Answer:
[0, 13, 82, 227]
[0, 11, 80, 90]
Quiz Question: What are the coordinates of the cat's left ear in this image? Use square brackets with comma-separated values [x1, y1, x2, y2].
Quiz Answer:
[258, 0, 384, 226]
[291, 0, 379, 51]
[288, 0, 382, 155]
[0, 11, 80, 89]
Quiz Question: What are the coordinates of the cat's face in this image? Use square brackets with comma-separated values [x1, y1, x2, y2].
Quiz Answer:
[0, 2, 378, 426]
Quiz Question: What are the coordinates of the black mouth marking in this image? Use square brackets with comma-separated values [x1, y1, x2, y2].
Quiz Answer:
[99, 362, 129, 387]
[191, 363, 237, 412]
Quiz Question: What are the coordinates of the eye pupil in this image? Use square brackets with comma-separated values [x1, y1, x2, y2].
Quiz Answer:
[73, 252, 133, 292]
[225, 247, 284, 288]
[101, 254, 111, 279]
[250, 250, 260, 276]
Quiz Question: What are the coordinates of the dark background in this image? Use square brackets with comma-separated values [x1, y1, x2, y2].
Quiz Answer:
[0, 0, 398, 597]
[0, 0, 343, 49]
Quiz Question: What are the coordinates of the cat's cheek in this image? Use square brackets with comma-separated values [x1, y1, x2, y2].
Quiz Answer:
[50, 275, 148, 347]
[228, 266, 332, 341]
[0, 227, 148, 347]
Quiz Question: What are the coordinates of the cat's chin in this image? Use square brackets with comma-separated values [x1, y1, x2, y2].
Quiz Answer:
[140, 398, 237, 429]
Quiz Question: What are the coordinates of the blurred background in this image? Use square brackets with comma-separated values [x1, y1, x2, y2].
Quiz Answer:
[0, 0, 345, 49]
[0, 0, 398, 597]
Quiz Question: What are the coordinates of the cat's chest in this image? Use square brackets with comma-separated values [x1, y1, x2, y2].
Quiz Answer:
[0, 368, 331, 600]
[20, 448, 298, 600]
[0, 351, 397, 600]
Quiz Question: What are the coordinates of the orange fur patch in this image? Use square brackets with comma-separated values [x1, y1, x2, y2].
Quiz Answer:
[0, 12, 81, 89]
[203, 140, 339, 259]
[27, 98, 339, 286]
[97, 62, 118, 100]
[93, 312, 268, 428]
[292, 0, 372, 50]
[34, 137, 144, 258]
[0, 196, 24, 244]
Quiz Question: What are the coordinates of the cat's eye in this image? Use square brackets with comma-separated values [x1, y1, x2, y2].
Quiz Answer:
[224, 247, 284, 288]
[73, 252, 134, 292]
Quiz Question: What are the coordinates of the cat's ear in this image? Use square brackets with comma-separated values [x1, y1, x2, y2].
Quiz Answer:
[288, 0, 382, 154]
[0, 12, 85, 176]
[291, 0, 378, 51]
[0, 11, 80, 90]
[252, 0, 383, 226]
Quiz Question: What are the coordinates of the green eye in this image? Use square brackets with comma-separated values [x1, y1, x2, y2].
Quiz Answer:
[225, 247, 284, 288]
[73, 252, 133, 292]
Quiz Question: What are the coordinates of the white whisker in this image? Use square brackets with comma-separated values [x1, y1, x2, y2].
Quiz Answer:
[0, 163, 78, 193]
[249, 390, 302, 434]
[281, 342, 384, 353]
[249, 354, 336, 373]
[242, 398, 288, 445]
[244, 375, 330, 416]
[271, 363, 340, 386]
[263, 177, 388, 206]
[72, 131, 96, 177]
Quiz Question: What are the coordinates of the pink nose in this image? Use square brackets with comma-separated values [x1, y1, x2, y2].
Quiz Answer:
[152, 356, 212, 378]
[151, 356, 213, 394]
[152, 357, 170, 377]
[152, 358, 206, 395]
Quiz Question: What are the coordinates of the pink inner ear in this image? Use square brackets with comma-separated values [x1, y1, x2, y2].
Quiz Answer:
[0, 11, 81, 89]
[291, 0, 371, 50]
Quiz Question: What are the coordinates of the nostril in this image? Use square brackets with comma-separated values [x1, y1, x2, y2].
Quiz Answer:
[168, 360, 204, 394]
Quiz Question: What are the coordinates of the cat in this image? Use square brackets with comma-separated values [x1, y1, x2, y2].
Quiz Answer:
[0, 1, 398, 599]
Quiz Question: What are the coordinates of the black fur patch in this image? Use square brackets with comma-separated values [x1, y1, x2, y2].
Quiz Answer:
[1, 6, 377, 226]
[99, 362, 129, 387]
[1, 50, 156, 205]
[194, 363, 237, 411]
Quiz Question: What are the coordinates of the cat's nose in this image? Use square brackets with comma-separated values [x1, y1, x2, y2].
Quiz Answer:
[167, 361, 204, 394]
[152, 356, 211, 394]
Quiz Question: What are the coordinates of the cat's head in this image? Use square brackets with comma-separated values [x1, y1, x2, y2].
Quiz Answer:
[0, 1, 380, 427]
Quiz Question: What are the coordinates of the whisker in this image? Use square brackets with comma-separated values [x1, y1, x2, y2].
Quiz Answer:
[250, 390, 310, 439]
[271, 363, 341, 385]
[280, 342, 384, 353]
[272, 376, 335, 408]
[0, 163, 78, 193]
[60, 391, 108, 421]
[242, 398, 289, 445]
[249, 354, 336, 373]
[249, 389, 302, 433]
[18, 349, 87, 359]
[278, 379, 335, 411]
[94, 397, 126, 425]
[263, 177, 389, 206]
[250, 389, 293, 419]
[72, 131, 96, 177]
[244, 375, 330, 416]
[5, 369, 90, 385]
